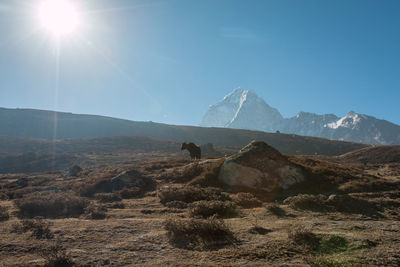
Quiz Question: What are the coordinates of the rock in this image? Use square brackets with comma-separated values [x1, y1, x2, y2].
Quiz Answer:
[218, 141, 305, 194]
[69, 165, 83, 176]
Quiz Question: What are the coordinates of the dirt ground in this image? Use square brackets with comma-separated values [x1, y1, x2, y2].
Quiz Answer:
[0, 154, 399, 266]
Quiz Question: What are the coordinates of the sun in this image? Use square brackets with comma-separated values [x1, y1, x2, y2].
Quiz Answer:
[38, 0, 80, 38]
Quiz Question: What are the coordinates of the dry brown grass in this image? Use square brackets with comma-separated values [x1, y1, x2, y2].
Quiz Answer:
[188, 200, 237, 218]
[94, 193, 122, 203]
[158, 185, 228, 204]
[15, 192, 89, 218]
[0, 205, 10, 221]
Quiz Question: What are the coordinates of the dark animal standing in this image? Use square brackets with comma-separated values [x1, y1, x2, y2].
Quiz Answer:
[181, 142, 201, 159]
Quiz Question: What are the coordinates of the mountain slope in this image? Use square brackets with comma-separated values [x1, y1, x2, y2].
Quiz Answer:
[0, 108, 367, 156]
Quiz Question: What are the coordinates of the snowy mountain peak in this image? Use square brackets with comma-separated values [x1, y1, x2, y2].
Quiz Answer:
[200, 88, 282, 130]
[200, 88, 400, 145]
[326, 111, 366, 129]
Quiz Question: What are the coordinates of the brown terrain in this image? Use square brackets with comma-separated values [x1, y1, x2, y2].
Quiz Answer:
[0, 136, 399, 266]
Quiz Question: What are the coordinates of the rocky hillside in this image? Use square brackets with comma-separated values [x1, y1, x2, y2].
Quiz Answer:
[200, 88, 400, 145]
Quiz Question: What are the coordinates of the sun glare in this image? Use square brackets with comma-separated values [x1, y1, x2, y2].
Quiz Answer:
[38, 0, 80, 38]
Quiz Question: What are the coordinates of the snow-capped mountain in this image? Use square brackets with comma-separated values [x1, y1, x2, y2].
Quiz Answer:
[200, 88, 400, 145]
[200, 88, 283, 131]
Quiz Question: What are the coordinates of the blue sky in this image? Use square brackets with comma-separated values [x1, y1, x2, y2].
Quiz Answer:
[0, 0, 399, 125]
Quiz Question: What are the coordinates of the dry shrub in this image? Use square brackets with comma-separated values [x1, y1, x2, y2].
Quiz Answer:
[39, 242, 75, 267]
[85, 203, 107, 220]
[188, 200, 237, 218]
[0, 205, 10, 221]
[164, 216, 236, 249]
[12, 218, 54, 239]
[165, 201, 188, 209]
[158, 186, 228, 204]
[288, 227, 321, 251]
[231, 192, 262, 208]
[94, 193, 122, 203]
[283, 194, 328, 212]
[15, 192, 89, 218]
[119, 187, 142, 199]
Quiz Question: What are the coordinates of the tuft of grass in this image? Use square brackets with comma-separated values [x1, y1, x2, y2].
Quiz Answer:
[288, 227, 321, 250]
[39, 242, 75, 267]
[0, 205, 10, 221]
[164, 216, 236, 249]
[158, 186, 228, 204]
[231, 192, 262, 208]
[317, 235, 348, 254]
[284, 194, 328, 212]
[15, 192, 89, 218]
[12, 218, 54, 239]
[188, 200, 237, 218]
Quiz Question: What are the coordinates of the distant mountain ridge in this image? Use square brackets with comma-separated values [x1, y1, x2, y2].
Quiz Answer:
[0, 107, 367, 156]
[200, 88, 400, 145]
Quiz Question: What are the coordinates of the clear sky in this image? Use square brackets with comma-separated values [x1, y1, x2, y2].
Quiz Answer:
[0, 0, 399, 125]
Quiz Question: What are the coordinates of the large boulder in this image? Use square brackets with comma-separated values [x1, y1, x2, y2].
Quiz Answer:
[218, 141, 305, 196]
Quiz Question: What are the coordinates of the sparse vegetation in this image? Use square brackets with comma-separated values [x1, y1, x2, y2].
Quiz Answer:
[188, 200, 237, 218]
[15, 192, 89, 218]
[164, 216, 236, 249]
[0, 154, 399, 266]
[231, 192, 263, 208]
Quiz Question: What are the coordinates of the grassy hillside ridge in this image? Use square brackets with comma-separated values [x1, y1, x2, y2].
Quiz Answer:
[0, 108, 367, 156]
[338, 146, 400, 164]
